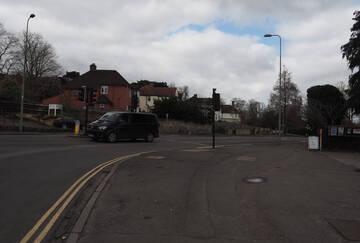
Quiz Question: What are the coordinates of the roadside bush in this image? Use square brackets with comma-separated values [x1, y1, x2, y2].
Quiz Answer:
[153, 97, 210, 124]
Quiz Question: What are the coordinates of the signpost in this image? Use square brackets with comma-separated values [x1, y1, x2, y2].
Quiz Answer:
[308, 136, 319, 150]
[212, 88, 220, 149]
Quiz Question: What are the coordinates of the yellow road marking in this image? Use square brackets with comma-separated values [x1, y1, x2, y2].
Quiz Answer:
[196, 145, 227, 149]
[146, 156, 165, 159]
[182, 149, 212, 152]
[237, 156, 256, 162]
[21, 151, 151, 243]
[19, 158, 119, 243]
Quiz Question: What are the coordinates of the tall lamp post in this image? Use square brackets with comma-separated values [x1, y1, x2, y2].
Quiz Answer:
[264, 33, 282, 136]
[19, 13, 35, 132]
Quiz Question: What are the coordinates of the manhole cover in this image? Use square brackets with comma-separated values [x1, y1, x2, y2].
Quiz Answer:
[244, 177, 267, 184]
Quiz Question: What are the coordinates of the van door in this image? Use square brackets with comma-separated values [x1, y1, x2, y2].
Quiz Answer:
[131, 114, 147, 138]
[116, 113, 131, 139]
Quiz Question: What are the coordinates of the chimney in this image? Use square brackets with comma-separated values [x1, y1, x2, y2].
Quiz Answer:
[90, 63, 97, 71]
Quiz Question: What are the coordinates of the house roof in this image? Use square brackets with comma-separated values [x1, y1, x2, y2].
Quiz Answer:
[139, 84, 177, 97]
[221, 105, 239, 114]
[188, 95, 212, 106]
[66, 69, 129, 90]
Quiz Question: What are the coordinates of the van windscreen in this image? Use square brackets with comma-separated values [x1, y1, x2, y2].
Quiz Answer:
[99, 113, 120, 122]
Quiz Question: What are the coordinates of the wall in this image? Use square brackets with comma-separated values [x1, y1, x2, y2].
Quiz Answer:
[106, 86, 131, 110]
[159, 119, 211, 135]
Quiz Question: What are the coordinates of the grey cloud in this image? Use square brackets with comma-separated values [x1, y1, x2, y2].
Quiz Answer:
[0, 0, 357, 103]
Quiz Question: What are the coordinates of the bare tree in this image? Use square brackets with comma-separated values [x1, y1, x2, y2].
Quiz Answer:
[13, 32, 62, 102]
[15, 32, 61, 80]
[0, 23, 18, 74]
[178, 85, 189, 100]
[269, 67, 303, 133]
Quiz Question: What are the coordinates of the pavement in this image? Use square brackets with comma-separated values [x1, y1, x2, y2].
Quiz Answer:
[323, 151, 360, 169]
[63, 141, 360, 243]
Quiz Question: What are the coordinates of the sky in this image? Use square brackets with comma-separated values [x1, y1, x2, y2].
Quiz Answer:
[0, 0, 359, 104]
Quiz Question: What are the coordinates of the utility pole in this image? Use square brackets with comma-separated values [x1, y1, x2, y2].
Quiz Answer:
[82, 85, 88, 134]
[212, 89, 216, 149]
[19, 13, 35, 132]
[264, 33, 282, 137]
[212, 88, 220, 149]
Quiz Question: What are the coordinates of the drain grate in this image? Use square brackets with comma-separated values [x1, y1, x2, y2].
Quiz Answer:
[244, 177, 267, 184]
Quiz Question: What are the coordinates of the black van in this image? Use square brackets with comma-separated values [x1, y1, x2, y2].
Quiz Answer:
[87, 112, 159, 142]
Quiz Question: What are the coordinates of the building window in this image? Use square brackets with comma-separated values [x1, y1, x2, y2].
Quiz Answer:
[99, 104, 105, 109]
[101, 86, 108, 94]
[73, 90, 80, 96]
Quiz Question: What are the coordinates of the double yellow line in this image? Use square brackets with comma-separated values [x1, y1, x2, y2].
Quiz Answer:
[20, 152, 150, 243]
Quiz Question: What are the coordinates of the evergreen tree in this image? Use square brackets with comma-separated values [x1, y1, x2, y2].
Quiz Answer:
[341, 10, 360, 113]
[0, 77, 20, 102]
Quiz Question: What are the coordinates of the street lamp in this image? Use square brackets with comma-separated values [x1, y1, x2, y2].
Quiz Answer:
[264, 33, 282, 136]
[19, 13, 35, 132]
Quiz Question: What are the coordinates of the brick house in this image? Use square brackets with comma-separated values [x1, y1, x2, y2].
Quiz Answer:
[219, 104, 241, 122]
[43, 64, 131, 111]
[138, 84, 178, 112]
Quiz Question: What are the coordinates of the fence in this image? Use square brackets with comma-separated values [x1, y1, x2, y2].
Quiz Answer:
[0, 101, 48, 116]
[321, 126, 360, 150]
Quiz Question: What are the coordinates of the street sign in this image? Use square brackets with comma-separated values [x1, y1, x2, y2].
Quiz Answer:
[330, 127, 337, 136]
[353, 128, 360, 135]
[308, 136, 319, 150]
[338, 127, 344, 136]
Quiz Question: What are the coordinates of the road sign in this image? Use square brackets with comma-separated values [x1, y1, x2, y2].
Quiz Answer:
[308, 136, 319, 150]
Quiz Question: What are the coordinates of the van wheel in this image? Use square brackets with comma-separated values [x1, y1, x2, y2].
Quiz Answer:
[145, 133, 154, 142]
[107, 132, 117, 143]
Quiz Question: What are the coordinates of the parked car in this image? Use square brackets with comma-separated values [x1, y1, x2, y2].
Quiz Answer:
[53, 117, 75, 129]
[87, 112, 159, 142]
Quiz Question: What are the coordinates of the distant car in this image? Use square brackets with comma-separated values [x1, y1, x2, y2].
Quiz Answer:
[87, 112, 159, 142]
[53, 117, 75, 129]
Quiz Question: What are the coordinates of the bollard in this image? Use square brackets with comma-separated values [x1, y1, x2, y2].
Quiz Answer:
[74, 120, 80, 136]
[320, 128, 323, 151]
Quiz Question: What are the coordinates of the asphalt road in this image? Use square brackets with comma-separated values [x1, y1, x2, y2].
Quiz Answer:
[4, 134, 355, 243]
[0, 133, 290, 243]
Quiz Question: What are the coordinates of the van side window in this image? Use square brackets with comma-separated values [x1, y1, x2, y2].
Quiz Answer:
[146, 115, 155, 123]
[132, 114, 142, 123]
[118, 114, 129, 123]
[133, 114, 153, 123]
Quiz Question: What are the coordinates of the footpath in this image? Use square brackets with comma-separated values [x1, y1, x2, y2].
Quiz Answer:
[59, 142, 360, 243]
[323, 151, 360, 169]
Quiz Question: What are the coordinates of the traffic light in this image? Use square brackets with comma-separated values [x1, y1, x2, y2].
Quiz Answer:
[78, 88, 85, 102]
[213, 93, 220, 111]
[89, 90, 97, 104]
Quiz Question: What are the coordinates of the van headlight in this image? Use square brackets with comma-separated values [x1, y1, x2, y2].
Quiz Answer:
[98, 126, 107, 130]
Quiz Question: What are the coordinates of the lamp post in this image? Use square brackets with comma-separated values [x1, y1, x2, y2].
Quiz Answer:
[264, 33, 282, 136]
[19, 13, 35, 132]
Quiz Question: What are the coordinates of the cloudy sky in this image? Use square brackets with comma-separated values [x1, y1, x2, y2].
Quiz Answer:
[0, 0, 358, 103]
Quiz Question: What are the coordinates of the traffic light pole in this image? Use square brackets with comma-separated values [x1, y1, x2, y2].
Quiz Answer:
[212, 88, 216, 149]
[82, 86, 88, 134]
